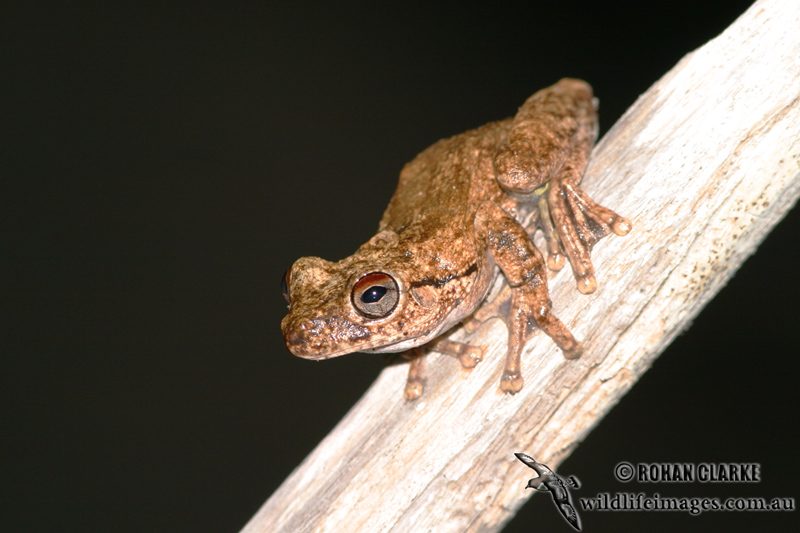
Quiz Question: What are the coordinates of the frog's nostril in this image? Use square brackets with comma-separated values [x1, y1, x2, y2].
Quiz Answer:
[285, 328, 327, 359]
[281, 324, 303, 349]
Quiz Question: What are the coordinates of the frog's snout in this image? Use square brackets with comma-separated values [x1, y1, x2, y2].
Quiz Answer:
[281, 309, 373, 360]
[281, 320, 318, 359]
[281, 313, 340, 360]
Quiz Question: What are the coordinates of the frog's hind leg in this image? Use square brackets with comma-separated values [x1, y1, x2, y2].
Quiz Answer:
[539, 83, 630, 293]
[492, 78, 631, 294]
[544, 147, 632, 294]
[493, 79, 594, 195]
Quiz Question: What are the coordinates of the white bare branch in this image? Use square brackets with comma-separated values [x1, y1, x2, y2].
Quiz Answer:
[242, 1, 800, 531]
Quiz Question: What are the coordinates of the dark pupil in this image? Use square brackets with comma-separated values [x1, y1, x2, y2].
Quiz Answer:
[361, 285, 387, 303]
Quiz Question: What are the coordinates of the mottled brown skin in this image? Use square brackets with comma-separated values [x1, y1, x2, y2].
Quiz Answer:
[281, 79, 631, 399]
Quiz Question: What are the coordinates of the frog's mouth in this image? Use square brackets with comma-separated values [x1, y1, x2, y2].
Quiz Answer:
[281, 312, 377, 360]
[358, 331, 440, 354]
[283, 326, 425, 359]
[282, 314, 437, 359]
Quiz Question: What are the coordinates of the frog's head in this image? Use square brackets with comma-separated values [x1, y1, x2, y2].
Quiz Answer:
[280, 244, 467, 359]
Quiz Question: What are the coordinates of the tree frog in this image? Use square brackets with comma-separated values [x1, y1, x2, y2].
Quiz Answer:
[281, 79, 631, 400]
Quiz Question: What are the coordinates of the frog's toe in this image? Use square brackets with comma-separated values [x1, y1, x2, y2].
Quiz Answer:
[472, 284, 512, 324]
[500, 371, 524, 393]
[462, 316, 482, 334]
[576, 274, 597, 295]
[612, 216, 632, 236]
[536, 189, 567, 272]
[404, 379, 424, 400]
[459, 345, 485, 368]
[432, 338, 484, 369]
[547, 252, 565, 271]
[562, 341, 583, 360]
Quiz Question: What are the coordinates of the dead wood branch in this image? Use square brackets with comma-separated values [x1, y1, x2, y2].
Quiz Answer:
[243, 1, 800, 531]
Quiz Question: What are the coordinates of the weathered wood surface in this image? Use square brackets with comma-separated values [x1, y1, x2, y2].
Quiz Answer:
[243, 0, 800, 531]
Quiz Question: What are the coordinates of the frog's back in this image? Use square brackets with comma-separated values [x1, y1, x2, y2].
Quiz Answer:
[379, 119, 512, 233]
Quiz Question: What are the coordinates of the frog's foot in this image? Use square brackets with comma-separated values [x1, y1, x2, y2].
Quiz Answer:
[500, 370, 523, 393]
[404, 378, 424, 400]
[543, 179, 631, 294]
[463, 284, 512, 333]
[433, 338, 485, 369]
[462, 316, 482, 334]
[403, 348, 426, 400]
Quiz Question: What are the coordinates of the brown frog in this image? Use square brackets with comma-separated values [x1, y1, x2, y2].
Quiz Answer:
[281, 79, 631, 400]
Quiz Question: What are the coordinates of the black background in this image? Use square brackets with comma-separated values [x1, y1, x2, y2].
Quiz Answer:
[4, 1, 798, 532]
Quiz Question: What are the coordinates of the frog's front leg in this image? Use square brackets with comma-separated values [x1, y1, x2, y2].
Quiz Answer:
[493, 78, 631, 294]
[403, 338, 485, 400]
[476, 201, 581, 394]
[404, 347, 426, 400]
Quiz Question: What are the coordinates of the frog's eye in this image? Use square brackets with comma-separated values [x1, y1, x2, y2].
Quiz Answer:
[281, 269, 291, 303]
[351, 272, 399, 319]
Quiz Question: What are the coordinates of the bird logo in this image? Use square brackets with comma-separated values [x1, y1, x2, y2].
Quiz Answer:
[515, 453, 582, 531]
